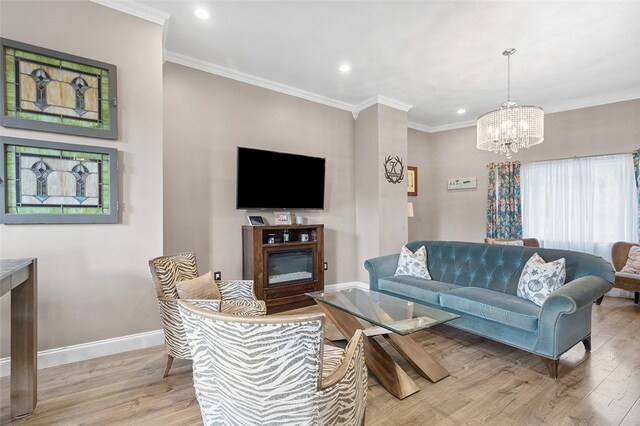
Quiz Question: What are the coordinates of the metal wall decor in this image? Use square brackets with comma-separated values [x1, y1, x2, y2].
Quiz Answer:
[383, 155, 404, 184]
[0, 38, 118, 139]
[0, 136, 118, 224]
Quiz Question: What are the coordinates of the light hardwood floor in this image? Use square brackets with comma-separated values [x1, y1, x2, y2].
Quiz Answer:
[2, 297, 639, 425]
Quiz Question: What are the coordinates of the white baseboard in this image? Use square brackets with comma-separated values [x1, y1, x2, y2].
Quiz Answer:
[0, 283, 369, 377]
[325, 281, 369, 291]
[0, 329, 164, 378]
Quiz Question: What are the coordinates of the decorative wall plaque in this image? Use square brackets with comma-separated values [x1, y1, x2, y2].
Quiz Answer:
[383, 155, 404, 184]
[0, 38, 118, 139]
[0, 136, 118, 224]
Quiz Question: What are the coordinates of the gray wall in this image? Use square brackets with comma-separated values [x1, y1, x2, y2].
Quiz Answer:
[163, 62, 357, 284]
[407, 128, 434, 241]
[419, 99, 640, 242]
[0, 1, 163, 357]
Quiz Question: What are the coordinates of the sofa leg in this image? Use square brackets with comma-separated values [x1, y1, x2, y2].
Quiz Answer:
[582, 335, 592, 352]
[594, 296, 604, 305]
[540, 357, 559, 379]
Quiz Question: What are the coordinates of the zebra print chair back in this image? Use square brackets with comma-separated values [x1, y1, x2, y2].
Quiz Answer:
[178, 301, 367, 426]
[149, 252, 198, 299]
[148, 252, 267, 378]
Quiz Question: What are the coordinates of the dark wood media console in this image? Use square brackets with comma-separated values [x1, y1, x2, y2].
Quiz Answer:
[242, 224, 324, 313]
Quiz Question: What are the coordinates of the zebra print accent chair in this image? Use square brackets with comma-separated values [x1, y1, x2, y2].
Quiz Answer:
[148, 252, 266, 377]
[178, 301, 367, 426]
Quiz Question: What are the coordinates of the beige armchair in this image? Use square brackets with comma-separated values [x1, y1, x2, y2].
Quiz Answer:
[178, 301, 367, 426]
[611, 241, 640, 304]
[148, 252, 266, 377]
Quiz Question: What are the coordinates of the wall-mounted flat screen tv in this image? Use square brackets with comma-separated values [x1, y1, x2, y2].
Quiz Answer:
[236, 147, 326, 210]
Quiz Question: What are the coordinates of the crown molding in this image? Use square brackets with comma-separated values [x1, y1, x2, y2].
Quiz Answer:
[407, 121, 433, 133]
[542, 87, 640, 114]
[352, 95, 413, 120]
[89, 0, 170, 26]
[164, 50, 355, 112]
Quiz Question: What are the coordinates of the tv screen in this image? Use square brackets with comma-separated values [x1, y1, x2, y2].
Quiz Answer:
[236, 147, 326, 210]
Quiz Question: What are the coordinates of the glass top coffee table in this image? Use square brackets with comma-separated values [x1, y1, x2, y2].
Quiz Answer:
[306, 286, 459, 399]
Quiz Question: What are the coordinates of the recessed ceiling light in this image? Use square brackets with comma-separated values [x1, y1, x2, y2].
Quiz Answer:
[339, 64, 351, 73]
[194, 8, 210, 20]
[456, 108, 466, 114]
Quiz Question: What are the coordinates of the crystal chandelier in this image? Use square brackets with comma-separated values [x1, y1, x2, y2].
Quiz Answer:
[477, 49, 544, 159]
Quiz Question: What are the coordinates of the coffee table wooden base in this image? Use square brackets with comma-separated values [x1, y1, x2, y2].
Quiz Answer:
[316, 300, 449, 399]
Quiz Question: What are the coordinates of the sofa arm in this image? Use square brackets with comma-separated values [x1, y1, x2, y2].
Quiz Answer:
[535, 276, 612, 358]
[541, 276, 612, 316]
[364, 254, 400, 291]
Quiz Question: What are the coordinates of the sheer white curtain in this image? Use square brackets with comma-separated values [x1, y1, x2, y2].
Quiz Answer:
[521, 154, 638, 261]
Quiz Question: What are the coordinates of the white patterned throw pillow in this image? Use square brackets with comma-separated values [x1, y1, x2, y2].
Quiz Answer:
[517, 253, 566, 306]
[621, 246, 640, 274]
[395, 245, 431, 279]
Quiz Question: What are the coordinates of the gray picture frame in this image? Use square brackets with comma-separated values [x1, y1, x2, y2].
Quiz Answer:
[0, 136, 119, 224]
[0, 38, 118, 140]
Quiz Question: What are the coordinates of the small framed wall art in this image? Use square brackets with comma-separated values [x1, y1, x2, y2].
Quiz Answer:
[0, 38, 118, 139]
[273, 211, 291, 225]
[407, 166, 418, 196]
[0, 136, 118, 224]
[447, 176, 477, 190]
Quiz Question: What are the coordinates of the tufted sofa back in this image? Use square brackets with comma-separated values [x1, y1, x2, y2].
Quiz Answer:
[405, 241, 615, 296]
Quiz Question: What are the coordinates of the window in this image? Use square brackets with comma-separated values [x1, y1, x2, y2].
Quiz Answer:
[521, 154, 637, 261]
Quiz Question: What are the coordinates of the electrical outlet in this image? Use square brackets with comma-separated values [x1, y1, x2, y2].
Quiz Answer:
[214, 271, 222, 281]
[323, 262, 328, 271]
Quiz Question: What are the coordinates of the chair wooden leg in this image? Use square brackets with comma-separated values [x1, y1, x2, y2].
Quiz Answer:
[582, 335, 592, 352]
[162, 354, 174, 378]
[635, 292, 639, 305]
[594, 296, 604, 305]
[540, 356, 559, 379]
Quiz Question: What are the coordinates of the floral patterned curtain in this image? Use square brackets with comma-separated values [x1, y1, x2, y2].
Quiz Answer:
[633, 149, 640, 238]
[486, 161, 522, 239]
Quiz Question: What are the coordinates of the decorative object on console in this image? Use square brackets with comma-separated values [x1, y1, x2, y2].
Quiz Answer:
[0, 136, 118, 224]
[295, 215, 304, 225]
[517, 253, 566, 307]
[273, 211, 291, 225]
[247, 215, 265, 226]
[300, 233, 309, 242]
[383, 155, 404, 184]
[407, 166, 417, 196]
[477, 48, 544, 159]
[395, 245, 431, 279]
[484, 237, 540, 247]
[0, 38, 118, 139]
[446, 176, 477, 190]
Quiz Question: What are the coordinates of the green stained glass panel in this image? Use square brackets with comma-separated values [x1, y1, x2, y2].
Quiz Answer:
[60, 60, 102, 75]
[7, 181, 16, 208]
[17, 206, 63, 214]
[63, 207, 103, 214]
[15, 146, 61, 156]
[61, 151, 104, 160]
[5, 83, 16, 112]
[15, 50, 60, 66]
[4, 55, 15, 83]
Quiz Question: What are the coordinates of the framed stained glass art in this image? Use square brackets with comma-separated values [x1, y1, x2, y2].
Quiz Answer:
[0, 38, 118, 139]
[0, 136, 118, 224]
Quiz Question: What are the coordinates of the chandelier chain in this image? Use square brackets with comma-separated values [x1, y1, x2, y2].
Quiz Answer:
[507, 54, 511, 102]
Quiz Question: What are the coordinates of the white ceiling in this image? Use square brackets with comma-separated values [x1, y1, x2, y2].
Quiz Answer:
[128, 1, 640, 131]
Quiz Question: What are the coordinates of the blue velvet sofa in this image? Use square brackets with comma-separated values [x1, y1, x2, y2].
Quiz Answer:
[364, 240, 615, 378]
